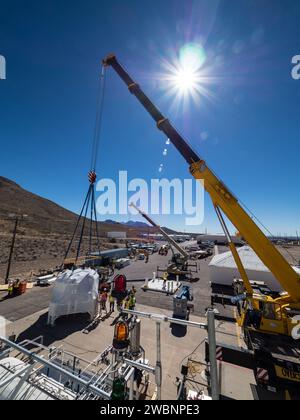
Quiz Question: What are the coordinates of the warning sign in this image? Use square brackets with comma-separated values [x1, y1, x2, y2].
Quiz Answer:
[275, 365, 300, 383]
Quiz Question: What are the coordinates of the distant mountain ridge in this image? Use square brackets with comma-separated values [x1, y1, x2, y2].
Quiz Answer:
[0, 176, 180, 237]
[105, 219, 150, 228]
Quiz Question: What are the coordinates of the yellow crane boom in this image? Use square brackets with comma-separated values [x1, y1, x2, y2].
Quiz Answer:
[103, 53, 300, 304]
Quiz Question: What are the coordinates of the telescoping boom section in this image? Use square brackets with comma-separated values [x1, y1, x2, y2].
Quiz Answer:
[103, 54, 300, 308]
[129, 202, 189, 259]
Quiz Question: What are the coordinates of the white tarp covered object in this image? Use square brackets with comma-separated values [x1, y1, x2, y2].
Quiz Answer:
[209, 245, 300, 292]
[47, 268, 99, 327]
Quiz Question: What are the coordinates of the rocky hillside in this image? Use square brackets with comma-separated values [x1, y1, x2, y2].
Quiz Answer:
[0, 176, 158, 281]
[0, 176, 159, 237]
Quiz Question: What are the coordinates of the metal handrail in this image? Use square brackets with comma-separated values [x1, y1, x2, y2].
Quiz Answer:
[0, 336, 111, 400]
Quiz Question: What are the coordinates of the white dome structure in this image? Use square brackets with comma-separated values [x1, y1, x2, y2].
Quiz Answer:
[209, 246, 300, 292]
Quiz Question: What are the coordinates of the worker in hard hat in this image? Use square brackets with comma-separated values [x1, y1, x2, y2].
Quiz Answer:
[120, 296, 131, 321]
[7, 280, 14, 298]
[13, 279, 20, 296]
[124, 296, 131, 311]
[99, 289, 108, 316]
[129, 293, 136, 310]
[162, 272, 168, 290]
[109, 293, 115, 313]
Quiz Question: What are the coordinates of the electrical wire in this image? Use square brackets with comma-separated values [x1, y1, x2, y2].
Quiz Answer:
[178, 339, 205, 371]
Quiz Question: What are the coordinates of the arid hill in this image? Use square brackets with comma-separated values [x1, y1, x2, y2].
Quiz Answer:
[0, 176, 159, 281]
[0, 176, 160, 237]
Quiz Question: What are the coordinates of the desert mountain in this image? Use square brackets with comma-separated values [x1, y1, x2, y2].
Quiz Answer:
[0, 177, 162, 237]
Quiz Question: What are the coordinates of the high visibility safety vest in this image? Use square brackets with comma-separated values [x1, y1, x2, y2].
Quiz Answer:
[129, 295, 136, 307]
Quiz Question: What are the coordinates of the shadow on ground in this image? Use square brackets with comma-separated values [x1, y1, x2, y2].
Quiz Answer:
[16, 312, 93, 348]
[170, 323, 188, 337]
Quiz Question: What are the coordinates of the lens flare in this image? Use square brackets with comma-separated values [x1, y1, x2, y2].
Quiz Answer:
[179, 43, 207, 71]
[159, 42, 217, 110]
[169, 44, 207, 95]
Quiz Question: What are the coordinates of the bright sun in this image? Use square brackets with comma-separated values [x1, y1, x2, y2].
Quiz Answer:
[162, 43, 210, 103]
[159, 42, 218, 110]
[172, 68, 199, 93]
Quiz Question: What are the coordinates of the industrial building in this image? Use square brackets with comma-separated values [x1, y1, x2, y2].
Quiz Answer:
[107, 231, 127, 239]
[197, 234, 244, 246]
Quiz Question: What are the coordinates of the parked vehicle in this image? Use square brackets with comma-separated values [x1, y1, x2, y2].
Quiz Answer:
[114, 258, 131, 269]
[36, 273, 57, 286]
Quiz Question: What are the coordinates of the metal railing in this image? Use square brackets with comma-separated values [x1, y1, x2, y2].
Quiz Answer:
[121, 308, 219, 400]
[0, 336, 111, 400]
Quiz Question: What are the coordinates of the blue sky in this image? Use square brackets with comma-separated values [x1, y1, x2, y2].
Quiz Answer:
[0, 0, 299, 234]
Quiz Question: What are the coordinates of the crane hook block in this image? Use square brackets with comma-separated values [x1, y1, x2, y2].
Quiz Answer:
[88, 171, 97, 184]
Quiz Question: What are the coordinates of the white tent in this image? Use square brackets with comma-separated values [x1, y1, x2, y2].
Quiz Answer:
[47, 268, 99, 327]
[209, 246, 300, 292]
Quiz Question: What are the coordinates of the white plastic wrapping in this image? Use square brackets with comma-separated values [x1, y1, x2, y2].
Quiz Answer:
[47, 268, 99, 327]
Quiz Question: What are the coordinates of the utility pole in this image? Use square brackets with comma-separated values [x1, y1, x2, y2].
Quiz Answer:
[5, 217, 19, 284]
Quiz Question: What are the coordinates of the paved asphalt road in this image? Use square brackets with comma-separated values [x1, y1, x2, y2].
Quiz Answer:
[0, 242, 233, 322]
[0, 286, 53, 322]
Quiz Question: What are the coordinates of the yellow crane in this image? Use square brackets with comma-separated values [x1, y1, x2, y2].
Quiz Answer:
[102, 54, 300, 343]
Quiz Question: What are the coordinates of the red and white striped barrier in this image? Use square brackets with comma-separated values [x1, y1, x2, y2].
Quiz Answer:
[256, 367, 269, 383]
[216, 346, 223, 361]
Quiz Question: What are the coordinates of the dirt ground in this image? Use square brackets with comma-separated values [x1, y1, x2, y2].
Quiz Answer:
[0, 233, 125, 283]
[277, 245, 300, 265]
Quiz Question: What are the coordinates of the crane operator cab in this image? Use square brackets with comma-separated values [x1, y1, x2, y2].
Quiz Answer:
[233, 279, 300, 339]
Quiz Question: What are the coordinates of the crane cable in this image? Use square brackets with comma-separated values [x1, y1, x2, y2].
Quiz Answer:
[91, 65, 107, 172]
[62, 65, 107, 268]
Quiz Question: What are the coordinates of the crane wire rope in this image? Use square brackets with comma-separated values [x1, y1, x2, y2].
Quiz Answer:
[91, 65, 107, 172]
[62, 65, 107, 268]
